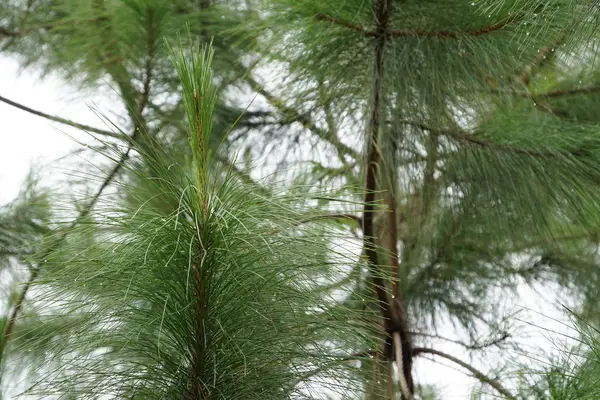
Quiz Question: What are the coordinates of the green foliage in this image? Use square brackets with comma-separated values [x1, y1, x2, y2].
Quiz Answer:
[15, 44, 376, 399]
[4, 0, 600, 398]
[0, 174, 51, 266]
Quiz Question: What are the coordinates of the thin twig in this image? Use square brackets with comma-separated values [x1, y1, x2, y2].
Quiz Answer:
[397, 119, 583, 158]
[1, 267, 38, 349]
[263, 213, 362, 235]
[0, 17, 105, 38]
[412, 347, 516, 399]
[410, 330, 510, 351]
[387, 17, 516, 38]
[246, 75, 359, 162]
[534, 85, 600, 98]
[519, 34, 566, 86]
[0, 95, 125, 139]
[0, 27, 21, 37]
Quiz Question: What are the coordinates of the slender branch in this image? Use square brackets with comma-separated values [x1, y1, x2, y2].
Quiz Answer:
[410, 331, 510, 351]
[263, 213, 362, 235]
[318, 79, 337, 137]
[289, 349, 373, 389]
[0, 17, 106, 38]
[299, 213, 362, 225]
[1, 267, 38, 350]
[397, 119, 584, 158]
[246, 75, 359, 162]
[0, 95, 125, 139]
[488, 85, 600, 102]
[0, 27, 21, 37]
[412, 347, 516, 399]
[316, 14, 516, 38]
[387, 17, 516, 38]
[535, 85, 600, 98]
[315, 14, 367, 34]
[508, 230, 600, 253]
[215, 154, 270, 194]
[0, 251, 27, 258]
[520, 34, 566, 86]
[532, 101, 569, 118]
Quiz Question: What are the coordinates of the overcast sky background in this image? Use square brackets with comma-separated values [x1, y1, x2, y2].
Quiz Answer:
[0, 55, 582, 399]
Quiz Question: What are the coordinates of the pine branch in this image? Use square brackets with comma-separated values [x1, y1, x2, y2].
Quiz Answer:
[411, 331, 511, 351]
[0, 94, 125, 139]
[303, 213, 361, 224]
[535, 85, 600, 98]
[508, 230, 600, 253]
[262, 213, 362, 235]
[0, 27, 21, 37]
[532, 101, 569, 118]
[0, 250, 33, 257]
[519, 34, 566, 86]
[315, 14, 367, 35]
[1, 6, 157, 360]
[80, 7, 155, 218]
[215, 154, 270, 192]
[412, 347, 516, 399]
[397, 120, 582, 158]
[288, 349, 374, 388]
[246, 75, 359, 162]
[316, 14, 516, 38]
[0, 17, 106, 38]
[1, 267, 38, 353]
[318, 78, 336, 137]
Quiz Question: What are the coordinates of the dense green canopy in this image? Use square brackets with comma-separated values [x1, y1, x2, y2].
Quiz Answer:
[2, 0, 600, 398]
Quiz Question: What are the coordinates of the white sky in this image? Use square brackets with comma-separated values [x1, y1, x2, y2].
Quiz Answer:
[0, 56, 581, 399]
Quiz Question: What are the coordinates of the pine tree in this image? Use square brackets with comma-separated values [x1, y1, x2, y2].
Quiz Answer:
[2, 0, 600, 399]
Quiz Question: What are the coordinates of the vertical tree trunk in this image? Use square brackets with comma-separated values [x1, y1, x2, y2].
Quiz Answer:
[362, 0, 414, 398]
